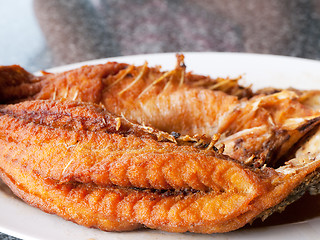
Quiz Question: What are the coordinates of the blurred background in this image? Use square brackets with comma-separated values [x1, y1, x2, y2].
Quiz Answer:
[1, 0, 320, 239]
[1, 0, 320, 73]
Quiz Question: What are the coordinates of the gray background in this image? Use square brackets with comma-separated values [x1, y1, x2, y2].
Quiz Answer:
[1, 0, 320, 239]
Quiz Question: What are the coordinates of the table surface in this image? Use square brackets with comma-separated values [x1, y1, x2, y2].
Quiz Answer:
[1, 0, 320, 239]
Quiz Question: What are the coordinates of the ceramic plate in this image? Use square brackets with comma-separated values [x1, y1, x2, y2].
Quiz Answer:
[1, 52, 320, 240]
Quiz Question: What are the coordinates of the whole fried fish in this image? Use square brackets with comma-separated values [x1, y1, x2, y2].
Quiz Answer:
[2, 56, 320, 234]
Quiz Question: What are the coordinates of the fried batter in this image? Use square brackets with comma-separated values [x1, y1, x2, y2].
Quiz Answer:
[0, 62, 128, 104]
[1, 131, 320, 233]
[0, 65, 42, 103]
[0, 100, 259, 191]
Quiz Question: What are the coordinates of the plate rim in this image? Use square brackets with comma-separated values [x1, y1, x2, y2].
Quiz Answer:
[43, 51, 320, 73]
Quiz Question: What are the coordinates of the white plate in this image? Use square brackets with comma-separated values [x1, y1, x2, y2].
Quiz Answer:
[2, 52, 320, 240]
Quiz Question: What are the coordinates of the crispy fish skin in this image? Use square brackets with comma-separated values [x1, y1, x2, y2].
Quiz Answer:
[0, 62, 128, 104]
[1, 140, 320, 233]
[0, 100, 262, 192]
[0, 65, 42, 103]
[35, 62, 128, 104]
[3, 59, 317, 166]
[0, 56, 250, 105]
[32, 60, 320, 166]
[0, 161, 141, 232]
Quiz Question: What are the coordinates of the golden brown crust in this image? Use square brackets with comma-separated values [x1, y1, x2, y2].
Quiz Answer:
[0, 65, 42, 103]
[1, 137, 320, 233]
[35, 62, 128, 104]
[3, 59, 318, 166]
[0, 100, 261, 192]
[0, 62, 128, 104]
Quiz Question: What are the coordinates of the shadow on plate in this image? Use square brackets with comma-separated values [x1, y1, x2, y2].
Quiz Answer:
[247, 193, 320, 229]
[0, 179, 21, 200]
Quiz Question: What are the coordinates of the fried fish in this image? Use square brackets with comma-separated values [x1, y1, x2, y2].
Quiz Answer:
[1, 56, 320, 234]
[1, 57, 319, 167]
[1, 100, 320, 233]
